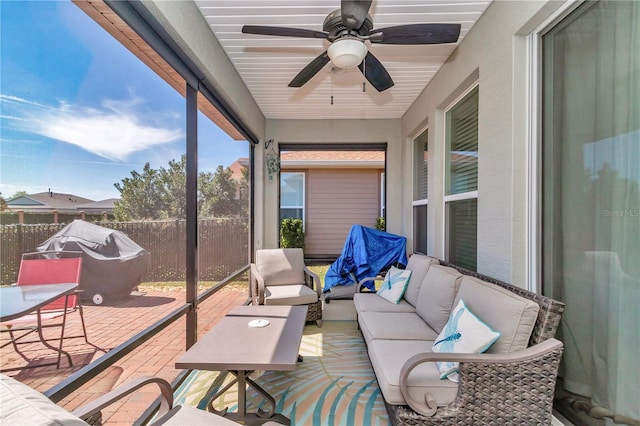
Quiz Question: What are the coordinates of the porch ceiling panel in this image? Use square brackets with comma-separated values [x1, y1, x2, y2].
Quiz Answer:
[195, 0, 492, 120]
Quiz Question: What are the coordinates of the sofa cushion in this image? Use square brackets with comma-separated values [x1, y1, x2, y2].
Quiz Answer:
[353, 293, 416, 314]
[432, 299, 500, 381]
[403, 255, 439, 307]
[264, 284, 318, 305]
[255, 248, 305, 286]
[368, 339, 459, 407]
[415, 266, 463, 334]
[453, 276, 539, 353]
[376, 266, 412, 304]
[359, 312, 439, 342]
[0, 374, 88, 425]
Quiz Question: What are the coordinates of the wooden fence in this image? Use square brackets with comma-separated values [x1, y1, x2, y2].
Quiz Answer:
[0, 218, 248, 285]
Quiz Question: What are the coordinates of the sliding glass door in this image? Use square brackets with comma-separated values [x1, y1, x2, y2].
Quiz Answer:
[541, 1, 639, 423]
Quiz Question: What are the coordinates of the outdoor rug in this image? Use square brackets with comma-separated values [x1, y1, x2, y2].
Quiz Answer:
[174, 320, 390, 426]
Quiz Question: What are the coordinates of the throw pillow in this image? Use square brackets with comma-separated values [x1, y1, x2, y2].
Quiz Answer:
[432, 299, 500, 382]
[376, 266, 412, 304]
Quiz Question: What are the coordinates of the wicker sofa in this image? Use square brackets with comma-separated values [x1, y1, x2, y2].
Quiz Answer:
[353, 254, 565, 425]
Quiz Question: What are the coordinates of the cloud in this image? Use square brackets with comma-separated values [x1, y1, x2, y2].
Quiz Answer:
[0, 94, 183, 161]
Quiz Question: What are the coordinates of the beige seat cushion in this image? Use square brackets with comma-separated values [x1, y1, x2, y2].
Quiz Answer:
[1, 374, 88, 426]
[368, 339, 459, 407]
[359, 312, 439, 342]
[415, 265, 463, 334]
[264, 284, 318, 305]
[353, 293, 416, 314]
[255, 248, 305, 286]
[403, 255, 439, 307]
[454, 276, 539, 353]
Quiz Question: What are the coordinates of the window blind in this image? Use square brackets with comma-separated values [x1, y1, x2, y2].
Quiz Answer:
[448, 198, 477, 271]
[447, 87, 479, 195]
[413, 130, 429, 200]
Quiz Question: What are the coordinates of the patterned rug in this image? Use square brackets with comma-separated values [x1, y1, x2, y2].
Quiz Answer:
[174, 321, 390, 425]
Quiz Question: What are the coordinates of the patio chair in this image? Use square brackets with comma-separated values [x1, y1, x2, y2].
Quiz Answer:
[0, 373, 284, 425]
[250, 248, 323, 327]
[0, 251, 89, 367]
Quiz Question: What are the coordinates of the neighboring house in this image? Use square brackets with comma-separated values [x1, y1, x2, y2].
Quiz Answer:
[6, 191, 116, 215]
[280, 151, 384, 257]
[228, 157, 249, 199]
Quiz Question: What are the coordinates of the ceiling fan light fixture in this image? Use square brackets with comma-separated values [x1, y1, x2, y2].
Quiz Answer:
[327, 38, 367, 69]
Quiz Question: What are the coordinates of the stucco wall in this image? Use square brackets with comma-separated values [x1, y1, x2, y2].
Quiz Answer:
[401, 0, 565, 285]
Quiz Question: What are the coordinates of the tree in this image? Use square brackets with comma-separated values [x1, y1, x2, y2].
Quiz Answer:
[199, 165, 239, 217]
[239, 165, 249, 216]
[0, 193, 7, 211]
[113, 163, 162, 221]
[157, 155, 187, 219]
[10, 191, 27, 199]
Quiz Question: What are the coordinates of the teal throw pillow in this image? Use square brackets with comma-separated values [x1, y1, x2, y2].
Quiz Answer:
[376, 266, 412, 304]
[432, 299, 500, 382]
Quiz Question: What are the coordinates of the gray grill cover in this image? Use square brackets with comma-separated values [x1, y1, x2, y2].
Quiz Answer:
[37, 220, 150, 302]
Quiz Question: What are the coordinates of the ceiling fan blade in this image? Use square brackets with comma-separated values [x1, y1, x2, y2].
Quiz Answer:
[341, 0, 372, 31]
[370, 23, 461, 45]
[358, 51, 394, 92]
[289, 51, 331, 87]
[242, 25, 329, 40]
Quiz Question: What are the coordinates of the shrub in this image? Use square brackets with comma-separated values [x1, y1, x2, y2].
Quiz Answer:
[280, 218, 304, 249]
[376, 217, 386, 231]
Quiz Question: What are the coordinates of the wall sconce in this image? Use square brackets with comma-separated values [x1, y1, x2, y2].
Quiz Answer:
[264, 139, 280, 182]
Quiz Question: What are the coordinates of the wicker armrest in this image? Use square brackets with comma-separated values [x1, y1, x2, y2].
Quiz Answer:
[72, 376, 173, 421]
[250, 263, 266, 305]
[398, 338, 564, 417]
[303, 266, 322, 296]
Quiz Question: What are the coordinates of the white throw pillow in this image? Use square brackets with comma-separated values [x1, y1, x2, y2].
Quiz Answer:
[432, 299, 500, 382]
[376, 266, 412, 304]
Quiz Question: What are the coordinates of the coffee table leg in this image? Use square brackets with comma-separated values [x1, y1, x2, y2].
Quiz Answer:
[208, 370, 290, 426]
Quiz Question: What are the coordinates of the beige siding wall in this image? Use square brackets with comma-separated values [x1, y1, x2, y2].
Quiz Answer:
[305, 169, 381, 256]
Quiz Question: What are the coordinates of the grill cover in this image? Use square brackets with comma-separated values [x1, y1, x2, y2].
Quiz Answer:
[37, 220, 150, 302]
[324, 225, 407, 292]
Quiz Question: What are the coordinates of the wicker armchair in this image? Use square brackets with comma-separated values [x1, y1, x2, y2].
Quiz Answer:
[384, 261, 565, 425]
[250, 248, 322, 327]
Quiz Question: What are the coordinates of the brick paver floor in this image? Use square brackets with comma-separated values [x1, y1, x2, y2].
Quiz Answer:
[1, 285, 248, 425]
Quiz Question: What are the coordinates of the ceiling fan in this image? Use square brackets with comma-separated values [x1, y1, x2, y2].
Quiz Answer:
[242, 0, 461, 92]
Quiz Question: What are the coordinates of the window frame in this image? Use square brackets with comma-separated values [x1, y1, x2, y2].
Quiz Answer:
[443, 83, 479, 269]
[412, 127, 430, 254]
[279, 171, 306, 227]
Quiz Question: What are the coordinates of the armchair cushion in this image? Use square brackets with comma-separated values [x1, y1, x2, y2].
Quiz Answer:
[255, 248, 305, 286]
[376, 266, 412, 304]
[264, 284, 318, 305]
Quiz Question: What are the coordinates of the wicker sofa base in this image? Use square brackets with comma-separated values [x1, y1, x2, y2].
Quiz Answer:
[305, 299, 322, 324]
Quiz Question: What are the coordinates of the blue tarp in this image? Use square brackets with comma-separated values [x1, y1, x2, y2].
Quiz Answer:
[324, 225, 408, 292]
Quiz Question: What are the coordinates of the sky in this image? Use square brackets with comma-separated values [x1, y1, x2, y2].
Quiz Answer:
[0, 1, 248, 201]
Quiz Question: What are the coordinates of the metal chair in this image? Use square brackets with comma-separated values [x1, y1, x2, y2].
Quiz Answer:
[1, 251, 89, 368]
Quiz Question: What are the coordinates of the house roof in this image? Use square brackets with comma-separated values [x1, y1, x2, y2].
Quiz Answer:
[281, 151, 384, 169]
[7, 192, 95, 211]
[76, 198, 118, 211]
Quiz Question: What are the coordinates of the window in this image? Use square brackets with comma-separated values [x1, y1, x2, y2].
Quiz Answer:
[280, 172, 305, 223]
[445, 86, 478, 270]
[413, 128, 429, 254]
[541, 1, 639, 423]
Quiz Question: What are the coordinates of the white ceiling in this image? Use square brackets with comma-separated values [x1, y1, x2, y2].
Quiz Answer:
[195, 0, 492, 120]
